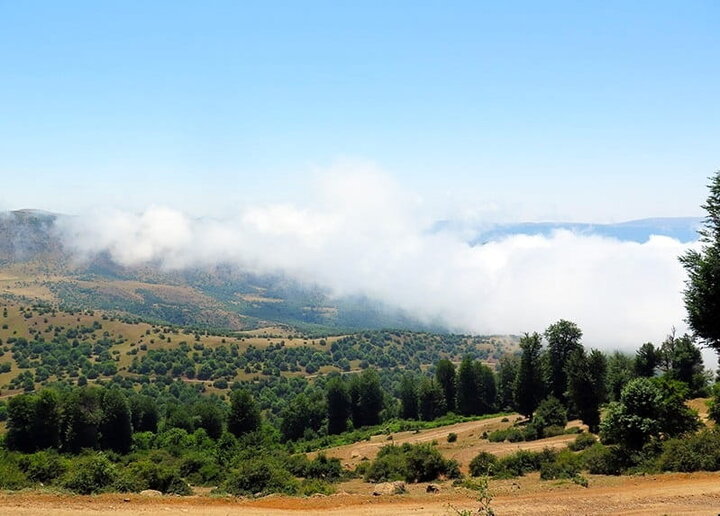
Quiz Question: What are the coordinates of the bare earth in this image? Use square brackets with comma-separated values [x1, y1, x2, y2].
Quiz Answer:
[318, 415, 583, 471]
[2, 472, 720, 515]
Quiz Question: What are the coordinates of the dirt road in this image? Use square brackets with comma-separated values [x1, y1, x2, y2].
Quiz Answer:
[320, 415, 580, 471]
[3, 472, 720, 515]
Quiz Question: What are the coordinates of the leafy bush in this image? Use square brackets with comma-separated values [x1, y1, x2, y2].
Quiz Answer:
[487, 429, 507, 442]
[447, 432, 458, 443]
[534, 397, 568, 429]
[61, 454, 118, 494]
[542, 425, 566, 438]
[539, 450, 581, 480]
[126, 461, 191, 495]
[298, 478, 336, 496]
[581, 443, 624, 475]
[364, 446, 407, 482]
[179, 452, 223, 486]
[506, 428, 525, 443]
[364, 443, 459, 483]
[284, 454, 311, 476]
[18, 451, 67, 484]
[405, 443, 451, 482]
[496, 449, 555, 478]
[304, 454, 344, 481]
[469, 451, 498, 476]
[568, 433, 597, 452]
[0, 455, 28, 489]
[658, 429, 720, 472]
[223, 459, 299, 496]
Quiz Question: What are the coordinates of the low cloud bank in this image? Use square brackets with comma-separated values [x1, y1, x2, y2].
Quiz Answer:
[56, 167, 696, 351]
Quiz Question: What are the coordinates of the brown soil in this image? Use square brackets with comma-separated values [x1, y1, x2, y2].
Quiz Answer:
[2, 472, 720, 515]
[318, 415, 584, 472]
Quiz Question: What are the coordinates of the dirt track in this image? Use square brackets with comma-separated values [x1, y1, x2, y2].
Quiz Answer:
[320, 415, 581, 471]
[2, 472, 720, 515]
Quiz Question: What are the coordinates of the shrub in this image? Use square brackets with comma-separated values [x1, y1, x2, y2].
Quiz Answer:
[0, 456, 28, 489]
[18, 451, 67, 484]
[542, 425, 566, 438]
[658, 429, 720, 472]
[568, 433, 597, 452]
[179, 452, 223, 486]
[127, 461, 191, 495]
[534, 397, 568, 429]
[506, 427, 525, 443]
[539, 450, 581, 480]
[284, 454, 311, 477]
[469, 451, 498, 477]
[487, 429, 507, 442]
[447, 432, 458, 443]
[364, 446, 407, 482]
[405, 444, 449, 482]
[61, 454, 118, 494]
[364, 443, 458, 483]
[223, 459, 298, 496]
[581, 443, 623, 475]
[304, 454, 343, 481]
[298, 478, 336, 496]
[497, 449, 555, 478]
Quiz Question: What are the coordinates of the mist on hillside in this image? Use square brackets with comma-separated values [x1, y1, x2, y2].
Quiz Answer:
[51, 167, 699, 351]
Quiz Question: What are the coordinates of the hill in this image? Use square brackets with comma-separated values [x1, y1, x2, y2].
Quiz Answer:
[0, 300, 514, 406]
[0, 209, 438, 332]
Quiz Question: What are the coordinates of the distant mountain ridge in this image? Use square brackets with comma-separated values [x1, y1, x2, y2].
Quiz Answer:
[433, 217, 702, 245]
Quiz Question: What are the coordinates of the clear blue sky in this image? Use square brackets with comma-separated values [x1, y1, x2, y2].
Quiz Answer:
[1, 1, 718, 221]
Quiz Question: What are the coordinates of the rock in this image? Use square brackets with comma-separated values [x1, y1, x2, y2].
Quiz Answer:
[139, 490, 163, 497]
[426, 484, 440, 493]
[122, 498, 131, 503]
[372, 481, 407, 496]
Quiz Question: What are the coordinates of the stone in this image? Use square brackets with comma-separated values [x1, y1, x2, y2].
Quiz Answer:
[139, 490, 163, 497]
[372, 481, 407, 496]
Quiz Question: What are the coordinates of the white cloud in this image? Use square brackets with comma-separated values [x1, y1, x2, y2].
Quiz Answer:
[56, 164, 697, 352]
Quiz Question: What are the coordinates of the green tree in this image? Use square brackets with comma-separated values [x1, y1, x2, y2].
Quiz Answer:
[456, 356, 478, 416]
[514, 333, 545, 418]
[6, 393, 37, 452]
[435, 359, 456, 413]
[399, 374, 419, 420]
[543, 320, 583, 403]
[606, 351, 636, 401]
[129, 395, 159, 433]
[99, 389, 132, 453]
[33, 389, 62, 450]
[280, 392, 325, 441]
[496, 354, 520, 411]
[681, 170, 720, 354]
[474, 362, 497, 415]
[634, 343, 658, 378]
[661, 333, 706, 396]
[227, 389, 261, 437]
[567, 348, 606, 433]
[350, 369, 383, 427]
[193, 402, 225, 440]
[418, 378, 446, 421]
[533, 396, 567, 430]
[62, 386, 104, 452]
[600, 377, 700, 449]
[326, 377, 350, 435]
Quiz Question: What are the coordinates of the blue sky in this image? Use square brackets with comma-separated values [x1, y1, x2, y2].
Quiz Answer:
[1, 1, 718, 221]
